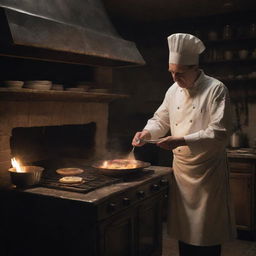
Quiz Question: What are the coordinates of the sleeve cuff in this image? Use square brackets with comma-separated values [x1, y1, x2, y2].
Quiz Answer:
[184, 132, 202, 153]
[143, 125, 161, 140]
[184, 132, 201, 143]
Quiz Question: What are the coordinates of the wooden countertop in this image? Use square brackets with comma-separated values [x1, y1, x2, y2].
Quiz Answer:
[227, 148, 256, 160]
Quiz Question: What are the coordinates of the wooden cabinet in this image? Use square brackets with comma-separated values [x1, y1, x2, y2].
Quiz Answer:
[98, 193, 164, 256]
[98, 208, 136, 256]
[137, 195, 163, 256]
[230, 173, 252, 229]
[228, 157, 256, 239]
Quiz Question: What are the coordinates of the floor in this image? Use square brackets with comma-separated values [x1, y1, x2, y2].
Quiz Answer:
[162, 224, 256, 256]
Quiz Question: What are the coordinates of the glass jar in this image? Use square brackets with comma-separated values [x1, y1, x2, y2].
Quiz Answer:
[250, 23, 256, 38]
[223, 25, 232, 40]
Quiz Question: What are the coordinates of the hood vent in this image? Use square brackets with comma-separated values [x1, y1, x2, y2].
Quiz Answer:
[0, 0, 145, 67]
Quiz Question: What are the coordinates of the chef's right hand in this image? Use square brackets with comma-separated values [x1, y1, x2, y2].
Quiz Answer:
[132, 130, 151, 147]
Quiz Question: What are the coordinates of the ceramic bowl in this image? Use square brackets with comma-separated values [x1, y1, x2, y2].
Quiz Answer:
[24, 81, 52, 90]
[238, 50, 249, 59]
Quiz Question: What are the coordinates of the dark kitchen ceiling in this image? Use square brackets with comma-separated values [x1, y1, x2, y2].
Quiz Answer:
[103, 0, 256, 23]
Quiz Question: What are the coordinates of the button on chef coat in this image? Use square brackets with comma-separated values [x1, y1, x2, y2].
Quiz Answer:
[144, 70, 236, 246]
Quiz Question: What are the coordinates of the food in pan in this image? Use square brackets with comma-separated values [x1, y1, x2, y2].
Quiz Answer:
[97, 159, 149, 170]
[56, 168, 84, 176]
[92, 159, 151, 176]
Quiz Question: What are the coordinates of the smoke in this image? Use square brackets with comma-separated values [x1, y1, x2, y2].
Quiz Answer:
[105, 136, 135, 160]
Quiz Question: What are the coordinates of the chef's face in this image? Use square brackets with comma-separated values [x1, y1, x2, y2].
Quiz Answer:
[168, 64, 199, 88]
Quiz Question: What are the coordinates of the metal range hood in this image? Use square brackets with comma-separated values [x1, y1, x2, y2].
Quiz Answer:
[0, 0, 145, 67]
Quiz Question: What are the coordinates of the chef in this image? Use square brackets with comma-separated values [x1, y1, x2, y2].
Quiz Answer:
[132, 33, 236, 256]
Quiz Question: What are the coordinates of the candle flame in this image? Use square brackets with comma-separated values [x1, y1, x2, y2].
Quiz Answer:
[11, 158, 25, 173]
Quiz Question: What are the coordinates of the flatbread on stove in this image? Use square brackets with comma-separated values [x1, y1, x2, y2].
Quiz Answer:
[59, 176, 83, 184]
[56, 168, 84, 176]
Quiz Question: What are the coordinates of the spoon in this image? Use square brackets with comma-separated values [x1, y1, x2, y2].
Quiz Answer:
[140, 138, 161, 144]
[128, 146, 135, 159]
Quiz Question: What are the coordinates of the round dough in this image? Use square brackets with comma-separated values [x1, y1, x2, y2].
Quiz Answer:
[59, 176, 83, 184]
[56, 168, 84, 176]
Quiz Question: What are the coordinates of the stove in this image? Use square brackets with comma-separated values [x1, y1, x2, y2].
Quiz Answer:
[2, 166, 171, 256]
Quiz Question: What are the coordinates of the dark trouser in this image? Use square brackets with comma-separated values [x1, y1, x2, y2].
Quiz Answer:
[178, 241, 221, 256]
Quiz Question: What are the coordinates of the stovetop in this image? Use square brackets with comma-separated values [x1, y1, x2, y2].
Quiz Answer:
[39, 167, 154, 194]
[40, 168, 120, 193]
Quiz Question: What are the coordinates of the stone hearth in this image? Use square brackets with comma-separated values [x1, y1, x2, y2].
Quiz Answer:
[0, 99, 109, 188]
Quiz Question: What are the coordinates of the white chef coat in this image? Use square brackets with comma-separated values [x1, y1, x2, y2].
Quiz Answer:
[144, 70, 237, 246]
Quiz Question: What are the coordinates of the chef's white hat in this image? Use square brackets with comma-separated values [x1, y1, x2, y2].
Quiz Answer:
[167, 33, 205, 65]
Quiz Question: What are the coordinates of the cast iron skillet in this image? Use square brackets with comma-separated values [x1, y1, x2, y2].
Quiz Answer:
[92, 159, 151, 176]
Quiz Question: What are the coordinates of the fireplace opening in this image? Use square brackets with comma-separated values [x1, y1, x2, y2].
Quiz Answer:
[10, 122, 96, 170]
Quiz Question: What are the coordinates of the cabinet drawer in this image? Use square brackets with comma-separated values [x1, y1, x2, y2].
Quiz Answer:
[228, 161, 254, 173]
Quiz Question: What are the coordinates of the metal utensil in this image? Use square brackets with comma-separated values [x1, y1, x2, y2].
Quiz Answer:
[140, 138, 162, 144]
[128, 146, 135, 159]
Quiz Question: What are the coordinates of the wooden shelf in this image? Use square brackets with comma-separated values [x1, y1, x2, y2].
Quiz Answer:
[220, 78, 256, 83]
[202, 58, 256, 65]
[205, 37, 256, 46]
[0, 88, 129, 102]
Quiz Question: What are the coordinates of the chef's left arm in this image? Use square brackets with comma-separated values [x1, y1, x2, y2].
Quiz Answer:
[184, 84, 231, 154]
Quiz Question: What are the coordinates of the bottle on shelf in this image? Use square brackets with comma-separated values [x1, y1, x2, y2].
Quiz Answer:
[249, 23, 256, 38]
[223, 25, 233, 40]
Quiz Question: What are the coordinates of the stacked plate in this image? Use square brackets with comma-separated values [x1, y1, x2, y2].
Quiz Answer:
[65, 87, 86, 92]
[90, 88, 109, 93]
[65, 82, 92, 92]
[3, 80, 24, 89]
[76, 82, 91, 91]
[51, 84, 64, 91]
[23, 80, 52, 90]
